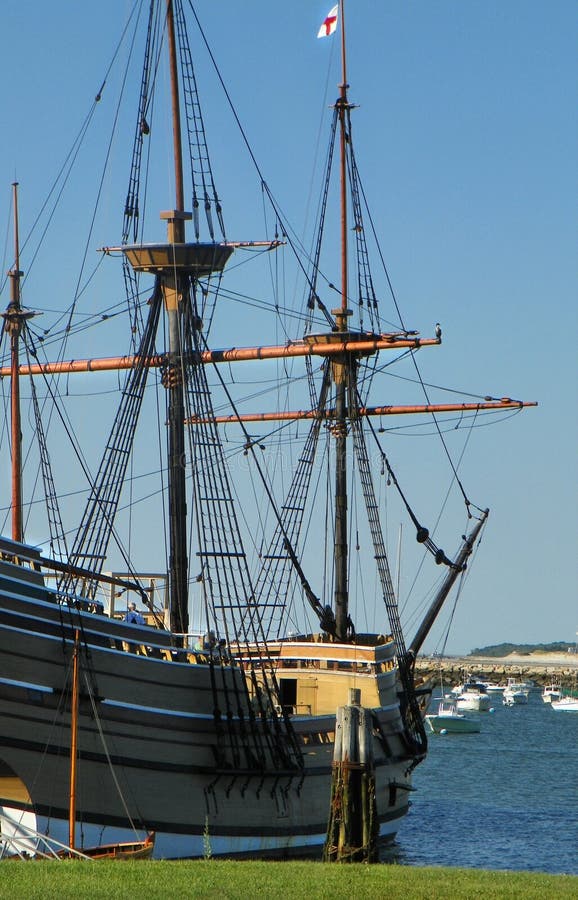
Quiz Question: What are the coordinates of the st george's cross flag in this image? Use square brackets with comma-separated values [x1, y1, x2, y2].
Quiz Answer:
[317, 5, 338, 38]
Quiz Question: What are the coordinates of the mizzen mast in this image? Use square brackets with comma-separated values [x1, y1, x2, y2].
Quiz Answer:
[3, 183, 34, 543]
[7, 184, 23, 542]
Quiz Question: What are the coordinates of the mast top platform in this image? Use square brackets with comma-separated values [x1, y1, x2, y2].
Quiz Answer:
[120, 242, 234, 277]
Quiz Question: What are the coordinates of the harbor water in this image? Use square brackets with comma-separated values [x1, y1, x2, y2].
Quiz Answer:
[387, 689, 578, 874]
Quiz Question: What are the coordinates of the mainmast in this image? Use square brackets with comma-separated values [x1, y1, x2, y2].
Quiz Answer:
[121, 0, 233, 639]
[163, 0, 190, 639]
[333, 1, 352, 640]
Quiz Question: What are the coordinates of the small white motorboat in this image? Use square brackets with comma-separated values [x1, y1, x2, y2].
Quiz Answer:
[502, 678, 529, 706]
[480, 680, 506, 695]
[450, 674, 490, 697]
[551, 695, 578, 712]
[542, 683, 562, 703]
[425, 700, 481, 734]
[455, 685, 492, 712]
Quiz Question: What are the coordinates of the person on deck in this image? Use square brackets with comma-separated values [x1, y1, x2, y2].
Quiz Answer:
[125, 601, 146, 626]
[203, 630, 217, 651]
[193, 631, 217, 653]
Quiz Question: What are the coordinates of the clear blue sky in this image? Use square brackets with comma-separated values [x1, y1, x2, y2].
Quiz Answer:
[0, 2, 575, 654]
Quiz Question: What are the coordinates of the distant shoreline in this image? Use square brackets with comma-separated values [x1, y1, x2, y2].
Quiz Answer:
[429, 651, 578, 668]
[415, 652, 578, 688]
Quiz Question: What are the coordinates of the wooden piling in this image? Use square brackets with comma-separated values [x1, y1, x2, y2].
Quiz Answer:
[323, 688, 379, 863]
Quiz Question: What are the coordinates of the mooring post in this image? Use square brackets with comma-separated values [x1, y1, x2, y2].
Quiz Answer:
[323, 688, 379, 863]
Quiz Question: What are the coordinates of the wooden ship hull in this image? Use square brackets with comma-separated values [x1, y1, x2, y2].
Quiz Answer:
[0, 538, 418, 859]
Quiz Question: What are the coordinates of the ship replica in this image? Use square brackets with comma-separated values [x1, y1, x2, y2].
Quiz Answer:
[0, 1, 534, 858]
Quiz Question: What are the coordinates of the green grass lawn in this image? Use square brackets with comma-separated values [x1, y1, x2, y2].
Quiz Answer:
[1, 860, 575, 899]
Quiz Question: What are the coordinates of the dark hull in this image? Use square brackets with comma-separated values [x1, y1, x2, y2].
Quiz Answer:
[0, 540, 417, 858]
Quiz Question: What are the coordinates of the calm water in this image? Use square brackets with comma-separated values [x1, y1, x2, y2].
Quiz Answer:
[385, 691, 578, 874]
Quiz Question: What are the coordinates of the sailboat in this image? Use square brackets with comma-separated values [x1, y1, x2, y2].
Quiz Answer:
[0, 1, 535, 859]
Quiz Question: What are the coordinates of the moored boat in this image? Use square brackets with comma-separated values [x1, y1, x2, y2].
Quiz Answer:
[479, 680, 506, 695]
[57, 832, 156, 861]
[542, 683, 562, 703]
[455, 686, 492, 712]
[425, 700, 480, 734]
[502, 679, 529, 706]
[449, 674, 492, 710]
[550, 695, 578, 712]
[449, 674, 489, 696]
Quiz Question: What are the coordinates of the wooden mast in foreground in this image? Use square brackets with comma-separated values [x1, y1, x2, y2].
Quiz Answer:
[162, 0, 189, 639]
[3, 184, 30, 543]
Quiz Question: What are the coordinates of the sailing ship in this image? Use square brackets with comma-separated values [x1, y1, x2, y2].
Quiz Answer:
[0, 1, 534, 859]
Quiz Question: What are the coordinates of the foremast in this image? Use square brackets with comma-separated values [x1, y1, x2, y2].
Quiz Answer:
[163, 2, 189, 638]
[121, 1, 234, 637]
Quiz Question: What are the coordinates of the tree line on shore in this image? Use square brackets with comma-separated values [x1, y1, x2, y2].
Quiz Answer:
[468, 641, 575, 657]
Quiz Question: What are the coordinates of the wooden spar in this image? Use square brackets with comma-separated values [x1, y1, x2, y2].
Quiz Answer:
[166, 0, 185, 224]
[36, 553, 151, 606]
[0, 334, 441, 378]
[69, 629, 80, 850]
[186, 398, 537, 425]
[408, 509, 489, 660]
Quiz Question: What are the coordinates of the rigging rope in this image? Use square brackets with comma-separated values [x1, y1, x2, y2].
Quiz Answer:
[349, 412, 426, 754]
[183, 284, 303, 770]
[58, 285, 163, 599]
[24, 335, 69, 563]
[253, 361, 332, 638]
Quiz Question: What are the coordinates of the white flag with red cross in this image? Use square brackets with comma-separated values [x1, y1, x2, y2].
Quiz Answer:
[317, 5, 338, 39]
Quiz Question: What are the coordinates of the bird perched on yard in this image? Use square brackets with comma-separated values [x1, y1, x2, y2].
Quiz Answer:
[435, 322, 442, 340]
